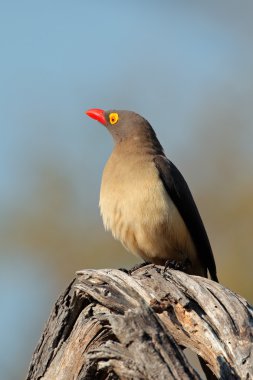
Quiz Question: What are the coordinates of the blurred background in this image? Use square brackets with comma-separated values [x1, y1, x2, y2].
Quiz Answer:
[1, 1, 253, 379]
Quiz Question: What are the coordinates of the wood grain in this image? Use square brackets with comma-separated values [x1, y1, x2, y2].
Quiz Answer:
[26, 265, 253, 379]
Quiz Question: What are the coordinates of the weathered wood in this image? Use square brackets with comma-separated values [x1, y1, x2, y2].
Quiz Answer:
[26, 265, 253, 380]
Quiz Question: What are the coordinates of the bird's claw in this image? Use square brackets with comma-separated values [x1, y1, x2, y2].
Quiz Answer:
[163, 258, 190, 277]
[129, 261, 151, 274]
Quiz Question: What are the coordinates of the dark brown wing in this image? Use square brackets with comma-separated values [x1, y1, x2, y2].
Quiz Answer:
[154, 155, 218, 282]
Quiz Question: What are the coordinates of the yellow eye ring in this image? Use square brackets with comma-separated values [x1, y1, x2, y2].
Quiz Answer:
[109, 112, 119, 125]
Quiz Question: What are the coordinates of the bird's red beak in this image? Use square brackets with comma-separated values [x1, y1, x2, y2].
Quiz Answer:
[85, 108, 106, 126]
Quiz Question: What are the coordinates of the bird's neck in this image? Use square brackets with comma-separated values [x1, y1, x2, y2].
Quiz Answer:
[113, 131, 164, 157]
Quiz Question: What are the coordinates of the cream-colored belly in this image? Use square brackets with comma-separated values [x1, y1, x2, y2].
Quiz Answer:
[99, 156, 199, 271]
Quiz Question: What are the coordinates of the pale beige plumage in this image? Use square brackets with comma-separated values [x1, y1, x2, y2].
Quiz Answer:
[86, 108, 218, 282]
[100, 138, 206, 277]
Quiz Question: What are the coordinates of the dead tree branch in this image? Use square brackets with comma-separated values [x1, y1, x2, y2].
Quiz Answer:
[26, 265, 253, 380]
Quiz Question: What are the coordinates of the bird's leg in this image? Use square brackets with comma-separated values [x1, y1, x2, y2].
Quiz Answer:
[129, 261, 152, 274]
[163, 257, 191, 276]
[118, 268, 129, 274]
[119, 261, 151, 274]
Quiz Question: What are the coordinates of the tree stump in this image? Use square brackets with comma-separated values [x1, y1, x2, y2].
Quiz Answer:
[26, 265, 253, 380]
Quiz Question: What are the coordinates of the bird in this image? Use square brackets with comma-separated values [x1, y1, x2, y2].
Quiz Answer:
[85, 108, 218, 281]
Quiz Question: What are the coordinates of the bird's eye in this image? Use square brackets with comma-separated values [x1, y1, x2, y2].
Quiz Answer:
[109, 113, 119, 125]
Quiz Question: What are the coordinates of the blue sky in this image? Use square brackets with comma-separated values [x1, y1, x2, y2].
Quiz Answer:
[1, 2, 253, 379]
[1, 1, 248, 205]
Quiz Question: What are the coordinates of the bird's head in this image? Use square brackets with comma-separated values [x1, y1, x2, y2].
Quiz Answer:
[85, 108, 157, 144]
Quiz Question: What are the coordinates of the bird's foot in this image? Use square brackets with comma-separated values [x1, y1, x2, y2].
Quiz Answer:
[163, 258, 190, 277]
[118, 268, 129, 274]
[129, 261, 151, 274]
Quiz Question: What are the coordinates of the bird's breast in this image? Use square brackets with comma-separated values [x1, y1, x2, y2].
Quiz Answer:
[99, 150, 197, 264]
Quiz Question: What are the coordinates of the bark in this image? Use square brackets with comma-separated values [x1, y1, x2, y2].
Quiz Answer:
[26, 265, 253, 380]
